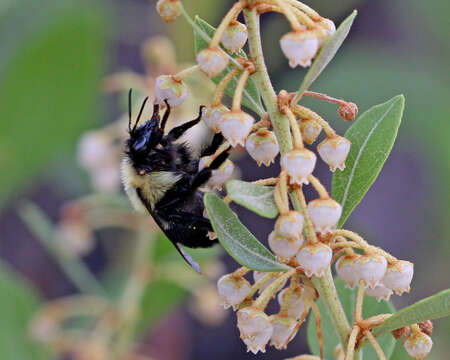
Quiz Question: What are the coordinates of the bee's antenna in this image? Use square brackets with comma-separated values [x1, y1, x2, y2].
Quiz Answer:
[132, 96, 149, 133]
[128, 89, 133, 132]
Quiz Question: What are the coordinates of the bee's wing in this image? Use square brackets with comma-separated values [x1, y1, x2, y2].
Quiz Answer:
[172, 242, 202, 274]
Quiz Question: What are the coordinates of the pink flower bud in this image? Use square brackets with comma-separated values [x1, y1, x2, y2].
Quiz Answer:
[221, 21, 248, 54]
[269, 315, 297, 349]
[219, 111, 255, 147]
[274, 211, 304, 240]
[199, 156, 234, 190]
[280, 148, 317, 185]
[156, 0, 181, 23]
[296, 243, 332, 277]
[196, 47, 229, 77]
[307, 198, 342, 234]
[335, 254, 361, 289]
[237, 307, 273, 354]
[280, 31, 319, 68]
[154, 75, 187, 107]
[299, 118, 322, 144]
[245, 129, 279, 166]
[317, 135, 351, 172]
[268, 231, 303, 259]
[356, 254, 387, 289]
[217, 274, 251, 310]
[365, 284, 393, 302]
[202, 104, 229, 133]
[382, 260, 414, 295]
[404, 332, 433, 359]
[277, 287, 307, 320]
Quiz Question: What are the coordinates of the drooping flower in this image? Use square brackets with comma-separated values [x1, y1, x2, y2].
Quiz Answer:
[404, 331, 433, 359]
[317, 135, 351, 172]
[202, 104, 229, 133]
[154, 75, 188, 107]
[280, 31, 319, 68]
[199, 156, 234, 190]
[219, 110, 255, 147]
[237, 307, 273, 354]
[274, 211, 304, 240]
[280, 148, 316, 185]
[356, 254, 388, 289]
[217, 273, 251, 310]
[196, 47, 229, 77]
[221, 21, 248, 54]
[335, 254, 361, 289]
[156, 0, 181, 23]
[382, 260, 414, 295]
[365, 284, 393, 302]
[307, 198, 342, 234]
[299, 118, 322, 144]
[296, 243, 332, 277]
[268, 231, 303, 259]
[245, 129, 279, 166]
[269, 315, 298, 350]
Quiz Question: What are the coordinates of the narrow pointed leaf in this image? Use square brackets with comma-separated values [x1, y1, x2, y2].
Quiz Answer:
[193, 16, 264, 115]
[332, 95, 405, 227]
[294, 10, 357, 103]
[226, 180, 278, 219]
[204, 193, 289, 272]
[373, 289, 450, 337]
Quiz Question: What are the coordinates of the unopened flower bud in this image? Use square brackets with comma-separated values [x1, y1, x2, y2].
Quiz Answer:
[335, 254, 361, 289]
[307, 198, 342, 234]
[280, 31, 319, 68]
[274, 211, 304, 240]
[219, 111, 255, 147]
[277, 287, 308, 320]
[296, 243, 332, 277]
[404, 332, 433, 359]
[280, 148, 317, 185]
[196, 47, 229, 77]
[199, 156, 234, 190]
[357, 254, 387, 289]
[237, 307, 273, 354]
[269, 315, 297, 349]
[418, 321, 433, 336]
[202, 104, 229, 133]
[317, 135, 351, 172]
[365, 284, 393, 302]
[217, 273, 251, 310]
[382, 260, 414, 295]
[156, 0, 181, 23]
[299, 118, 322, 144]
[221, 21, 248, 54]
[339, 102, 358, 121]
[154, 75, 187, 107]
[268, 231, 303, 259]
[245, 129, 279, 166]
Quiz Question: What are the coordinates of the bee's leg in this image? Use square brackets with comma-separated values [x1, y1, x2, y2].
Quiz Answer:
[160, 99, 170, 132]
[165, 105, 205, 141]
[201, 133, 224, 157]
[191, 147, 230, 189]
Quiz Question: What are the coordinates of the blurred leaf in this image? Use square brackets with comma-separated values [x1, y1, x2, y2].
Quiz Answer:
[0, 0, 106, 205]
[0, 262, 53, 359]
[294, 10, 357, 102]
[307, 278, 395, 359]
[193, 16, 264, 115]
[332, 95, 404, 227]
[226, 180, 278, 219]
[373, 289, 450, 337]
[204, 193, 289, 272]
[390, 340, 410, 360]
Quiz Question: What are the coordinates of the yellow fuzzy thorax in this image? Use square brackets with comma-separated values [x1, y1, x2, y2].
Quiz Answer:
[120, 157, 181, 213]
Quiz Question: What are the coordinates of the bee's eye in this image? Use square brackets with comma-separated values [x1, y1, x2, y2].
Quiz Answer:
[132, 135, 147, 152]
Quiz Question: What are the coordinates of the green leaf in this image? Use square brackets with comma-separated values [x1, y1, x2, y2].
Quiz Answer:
[193, 16, 264, 115]
[373, 289, 450, 337]
[226, 180, 278, 219]
[0, 263, 53, 359]
[0, 0, 106, 205]
[307, 278, 395, 360]
[204, 193, 289, 272]
[332, 95, 405, 227]
[294, 10, 357, 102]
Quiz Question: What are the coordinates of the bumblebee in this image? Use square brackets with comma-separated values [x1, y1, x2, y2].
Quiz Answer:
[121, 91, 229, 273]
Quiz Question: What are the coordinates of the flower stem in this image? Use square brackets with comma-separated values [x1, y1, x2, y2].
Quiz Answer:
[232, 69, 250, 111]
[209, 2, 244, 48]
[364, 330, 387, 360]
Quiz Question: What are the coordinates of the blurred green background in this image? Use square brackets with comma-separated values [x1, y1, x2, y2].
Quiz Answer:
[0, 0, 448, 359]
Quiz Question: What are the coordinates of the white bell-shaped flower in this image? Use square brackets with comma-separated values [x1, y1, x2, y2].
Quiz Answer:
[219, 110, 255, 147]
[382, 260, 414, 295]
[245, 129, 279, 166]
[356, 254, 387, 289]
[307, 198, 342, 234]
[317, 135, 351, 172]
[280, 148, 317, 185]
[202, 104, 229, 133]
[217, 273, 251, 310]
[268, 231, 303, 259]
[404, 332, 433, 360]
[365, 284, 393, 302]
[221, 21, 248, 54]
[296, 243, 332, 277]
[335, 254, 361, 289]
[299, 118, 322, 144]
[237, 307, 273, 354]
[154, 75, 187, 107]
[277, 287, 308, 320]
[269, 315, 297, 350]
[274, 211, 304, 240]
[199, 156, 234, 190]
[156, 0, 181, 23]
[280, 30, 319, 68]
[196, 47, 229, 77]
